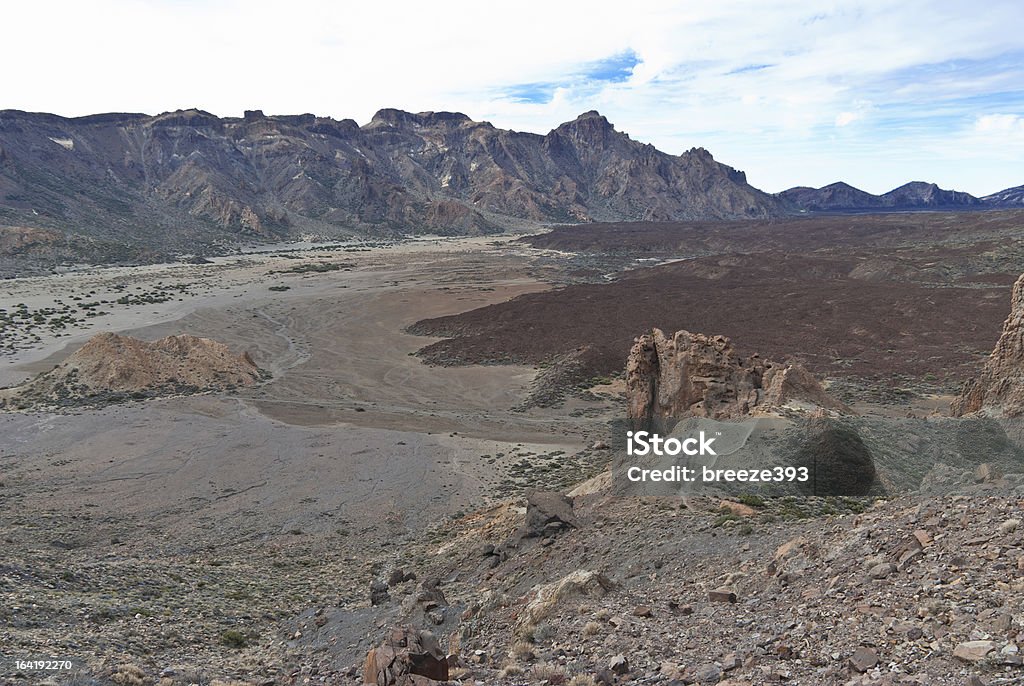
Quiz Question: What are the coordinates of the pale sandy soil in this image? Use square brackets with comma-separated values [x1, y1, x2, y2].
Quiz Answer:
[0, 234, 538, 388]
[0, 233, 603, 547]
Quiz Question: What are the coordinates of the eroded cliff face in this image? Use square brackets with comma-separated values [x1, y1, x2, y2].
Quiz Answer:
[953, 273, 1024, 417]
[626, 328, 845, 429]
[0, 108, 783, 252]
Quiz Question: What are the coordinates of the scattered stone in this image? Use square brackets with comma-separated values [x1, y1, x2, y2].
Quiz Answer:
[708, 588, 737, 603]
[668, 601, 694, 615]
[976, 463, 998, 483]
[632, 605, 653, 617]
[370, 579, 390, 606]
[416, 578, 447, 608]
[953, 641, 997, 663]
[848, 647, 879, 673]
[722, 653, 742, 671]
[609, 654, 630, 675]
[521, 570, 614, 626]
[694, 662, 723, 683]
[868, 562, 894, 579]
[520, 489, 578, 538]
[388, 568, 415, 585]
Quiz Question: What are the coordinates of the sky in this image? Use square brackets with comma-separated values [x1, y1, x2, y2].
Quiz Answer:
[4, 0, 1023, 195]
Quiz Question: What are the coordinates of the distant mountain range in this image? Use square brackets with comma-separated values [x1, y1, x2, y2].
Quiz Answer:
[0, 107, 1019, 258]
[777, 180, 1021, 212]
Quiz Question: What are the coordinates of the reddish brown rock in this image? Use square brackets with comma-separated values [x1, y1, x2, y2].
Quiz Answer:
[0, 332, 263, 408]
[953, 272, 1024, 417]
[362, 626, 450, 685]
[626, 328, 845, 428]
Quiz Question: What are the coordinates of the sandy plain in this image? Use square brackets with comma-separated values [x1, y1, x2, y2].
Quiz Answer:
[0, 235, 611, 680]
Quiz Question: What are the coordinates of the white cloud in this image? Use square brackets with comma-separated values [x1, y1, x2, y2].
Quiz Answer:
[835, 112, 861, 127]
[975, 113, 1024, 134]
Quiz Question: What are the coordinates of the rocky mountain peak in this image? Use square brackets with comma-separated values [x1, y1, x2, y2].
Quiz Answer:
[368, 108, 472, 129]
[149, 108, 220, 128]
[551, 110, 619, 146]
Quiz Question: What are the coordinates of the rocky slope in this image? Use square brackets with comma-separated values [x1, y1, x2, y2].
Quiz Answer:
[985, 185, 1024, 207]
[954, 272, 1024, 417]
[0, 332, 264, 408]
[779, 181, 984, 212]
[0, 108, 781, 253]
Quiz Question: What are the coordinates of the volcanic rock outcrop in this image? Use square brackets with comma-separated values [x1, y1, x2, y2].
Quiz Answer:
[953, 272, 1024, 417]
[626, 328, 845, 429]
[0, 332, 263, 408]
[362, 626, 450, 685]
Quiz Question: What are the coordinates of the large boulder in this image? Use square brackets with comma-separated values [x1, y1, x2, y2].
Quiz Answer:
[362, 626, 450, 686]
[520, 570, 614, 627]
[953, 272, 1024, 417]
[519, 489, 578, 538]
[626, 328, 845, 429]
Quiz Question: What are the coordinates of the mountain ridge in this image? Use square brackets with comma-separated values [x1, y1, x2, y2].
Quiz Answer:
[0, 107, 1019, 263]
[0, 107, 781, 252]
[778, 180, 997, 212]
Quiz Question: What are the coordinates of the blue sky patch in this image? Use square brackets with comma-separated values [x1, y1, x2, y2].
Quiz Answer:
[580, 49, 640, 84]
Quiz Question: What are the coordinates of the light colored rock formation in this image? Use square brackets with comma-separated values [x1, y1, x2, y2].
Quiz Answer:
[953, 272, 1024, 417]
[0, 332, 263, 408]
[626, 328, 845, 428]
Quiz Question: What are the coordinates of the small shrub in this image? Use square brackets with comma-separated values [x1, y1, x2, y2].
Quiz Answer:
[498, 664, 523, 678]
[532, 621, 556, 642]
[510, 640, 535, 660]
[530, 663, 567, 684]
[583, 621, 602, 636]
[737, 493, 765, 508]
[111, 664, 147, 686]
[219, 629, 249, 648]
